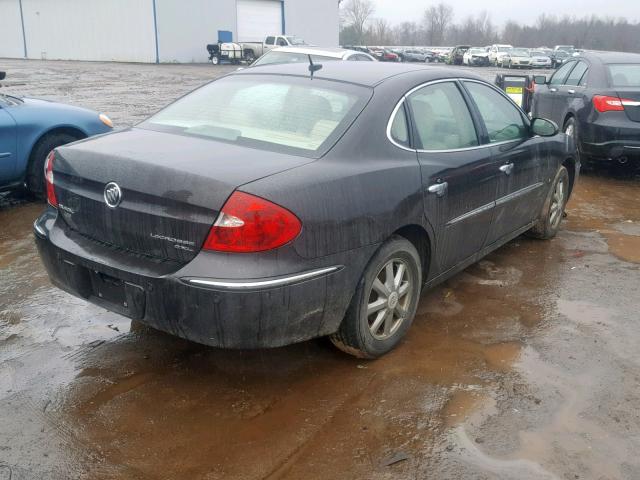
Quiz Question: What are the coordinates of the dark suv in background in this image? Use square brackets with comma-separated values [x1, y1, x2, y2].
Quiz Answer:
[533, 52, 640, 169]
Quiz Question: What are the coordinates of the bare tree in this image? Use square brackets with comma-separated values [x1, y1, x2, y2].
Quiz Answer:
[341, 0, 376, 44]
[369, 18, 392, 45]
[424, 3, 454, 46]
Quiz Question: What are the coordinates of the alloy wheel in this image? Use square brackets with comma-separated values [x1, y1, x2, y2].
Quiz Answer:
[366, 258, 412, 340]
[549, 178, 566, 228]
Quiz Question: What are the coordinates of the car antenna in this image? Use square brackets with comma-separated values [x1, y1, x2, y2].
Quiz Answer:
[308, 55, 322, 79]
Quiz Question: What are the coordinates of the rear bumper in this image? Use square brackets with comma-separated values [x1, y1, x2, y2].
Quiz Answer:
[580, 118, 640, 163]
[34, 209, 374, 349]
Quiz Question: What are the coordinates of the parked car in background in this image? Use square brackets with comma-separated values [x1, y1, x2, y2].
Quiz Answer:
[489, 44, 514, 66]
[529, 50, 553, 68]
[240, 35, 309, 63]
[500, 48, 532, 69]
[35, 62, 577, 359]
[463, 47, 490, 66]
[434, 48, 451, 63]
[375, 49, 400, 62]
[551, 50, 571, 68]
[402, 49, 433, 63]
[532, 51, 640, 168]
[554, 45, 575, 52]
[251, 47, 375, 67]
[447, 45, 470, 65]
[342, 45, 376, 56]
[0, 91, 112, 196]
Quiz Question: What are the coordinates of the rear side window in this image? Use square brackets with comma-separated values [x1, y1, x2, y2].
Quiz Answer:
[265, 36, 275, 45]
[566, 62, 589, 86]
[389, 104, 409, 147]
[607, 64, 640, 87]
[464, 82, 528, 143]
[407, 82, 478, 151]
[550, 61, 576, 85]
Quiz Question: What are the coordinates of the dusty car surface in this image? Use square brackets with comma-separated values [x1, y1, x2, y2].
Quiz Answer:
[34, 62, 578, 358]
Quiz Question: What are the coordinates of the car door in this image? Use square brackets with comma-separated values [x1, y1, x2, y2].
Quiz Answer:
[553, 60, 589, 121]
[403, 80, 501, 273]
[534, 61, 576, 121]
[0, 105, 18, 182]
[462, 80, 548, 245]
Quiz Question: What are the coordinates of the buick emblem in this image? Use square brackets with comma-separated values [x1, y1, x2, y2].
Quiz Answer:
[104, 182, 123, 208]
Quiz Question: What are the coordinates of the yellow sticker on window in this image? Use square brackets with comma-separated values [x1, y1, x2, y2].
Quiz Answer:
[505, 86, 523, 94]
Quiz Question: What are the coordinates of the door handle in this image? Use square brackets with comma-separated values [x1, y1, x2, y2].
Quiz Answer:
[0, 152, 12, 159]
[550, 87, 558, 93]
[499, 163, 514, 175]
[427, 181, 448, 197]
[568, 89, 575, 94]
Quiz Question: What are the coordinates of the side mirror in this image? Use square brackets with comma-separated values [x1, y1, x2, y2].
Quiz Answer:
[531, 118, 559, 137]
[533, 75, 547, 85]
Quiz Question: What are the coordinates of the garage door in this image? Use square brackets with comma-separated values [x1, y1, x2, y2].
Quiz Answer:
[237, 0, 282, 42]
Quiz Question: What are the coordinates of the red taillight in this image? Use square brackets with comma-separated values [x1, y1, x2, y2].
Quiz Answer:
[44, 150, 58, 208]
[593, 95, 632, 113]
[203, 191, 302, 253]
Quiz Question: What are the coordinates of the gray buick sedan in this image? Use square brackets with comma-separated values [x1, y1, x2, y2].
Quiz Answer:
[34, 62, 578, 358]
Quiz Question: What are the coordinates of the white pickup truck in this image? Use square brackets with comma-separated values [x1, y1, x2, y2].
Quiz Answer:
[241, 35, 309, 62]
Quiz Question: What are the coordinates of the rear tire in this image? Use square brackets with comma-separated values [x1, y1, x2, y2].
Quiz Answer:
[211, 55, 220, 65]
[26, 132, 79, 198]
[330, 236, 422, 359]
[528, 166, 569, 240]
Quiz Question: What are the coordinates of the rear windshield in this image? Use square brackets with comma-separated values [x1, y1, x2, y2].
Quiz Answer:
[253, 51, 340, 67]
[607, 64, 640, 88]
[141, 75, 370, 157]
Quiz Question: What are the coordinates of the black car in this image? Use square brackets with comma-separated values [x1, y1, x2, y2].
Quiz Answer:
[34, 63, 577, 358]
[532, 52, 640, 168]
[551, 50, 571, 69]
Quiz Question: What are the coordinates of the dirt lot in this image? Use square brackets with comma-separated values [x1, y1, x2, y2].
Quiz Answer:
[1, 59, 639, 480]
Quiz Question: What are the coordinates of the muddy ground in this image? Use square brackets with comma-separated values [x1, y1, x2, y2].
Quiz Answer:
[1, 59, 639, 480]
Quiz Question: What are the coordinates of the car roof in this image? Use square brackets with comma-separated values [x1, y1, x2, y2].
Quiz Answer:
[580, 51, 640, 65]
[233, 61, 484, 87]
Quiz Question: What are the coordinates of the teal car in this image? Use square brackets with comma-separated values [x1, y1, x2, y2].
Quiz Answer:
[0, 91, 113, 196]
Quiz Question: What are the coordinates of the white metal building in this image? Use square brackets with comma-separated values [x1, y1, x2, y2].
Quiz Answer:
[0, 0, 339, 63]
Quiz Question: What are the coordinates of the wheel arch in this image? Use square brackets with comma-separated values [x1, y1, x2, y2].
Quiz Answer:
[24, 125, 88, 184]
[392, 224, 432, 281]
[562, 157, 577, 197]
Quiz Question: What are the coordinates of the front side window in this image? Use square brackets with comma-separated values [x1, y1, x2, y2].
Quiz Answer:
[142, 76, 370, 156]
[464, 82, 528, 143]
[407, 82, 478, 151]
[565, 61, 589, 86]
[550, 61, 576, 85]
[265, 36, 275, 45]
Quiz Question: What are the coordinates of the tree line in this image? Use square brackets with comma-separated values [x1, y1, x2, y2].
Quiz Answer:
[339, 0, 640, 52]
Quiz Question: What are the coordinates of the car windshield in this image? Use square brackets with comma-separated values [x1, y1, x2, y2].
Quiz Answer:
[253, 51, 340, 67]
[286, 36, 307, 46]
[530, 51, 546, 56]
[469, 48, 485, 54]
[497, 46, 511, 52]
[510, 49, 530, 56]
[555, 51, 569, 58]
[607, 64, 640, 87]
[141, 76, 370, 156]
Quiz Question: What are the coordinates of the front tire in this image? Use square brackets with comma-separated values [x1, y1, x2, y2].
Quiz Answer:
[211, 55, 220, 65]
[528, 166, 569, 239]
[330, 236, 422, 359]
[26, 132, 80, 198]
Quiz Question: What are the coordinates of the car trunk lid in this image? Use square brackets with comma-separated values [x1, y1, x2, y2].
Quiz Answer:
[618, 90, 640, 122]
[53, 127, 313, 263]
